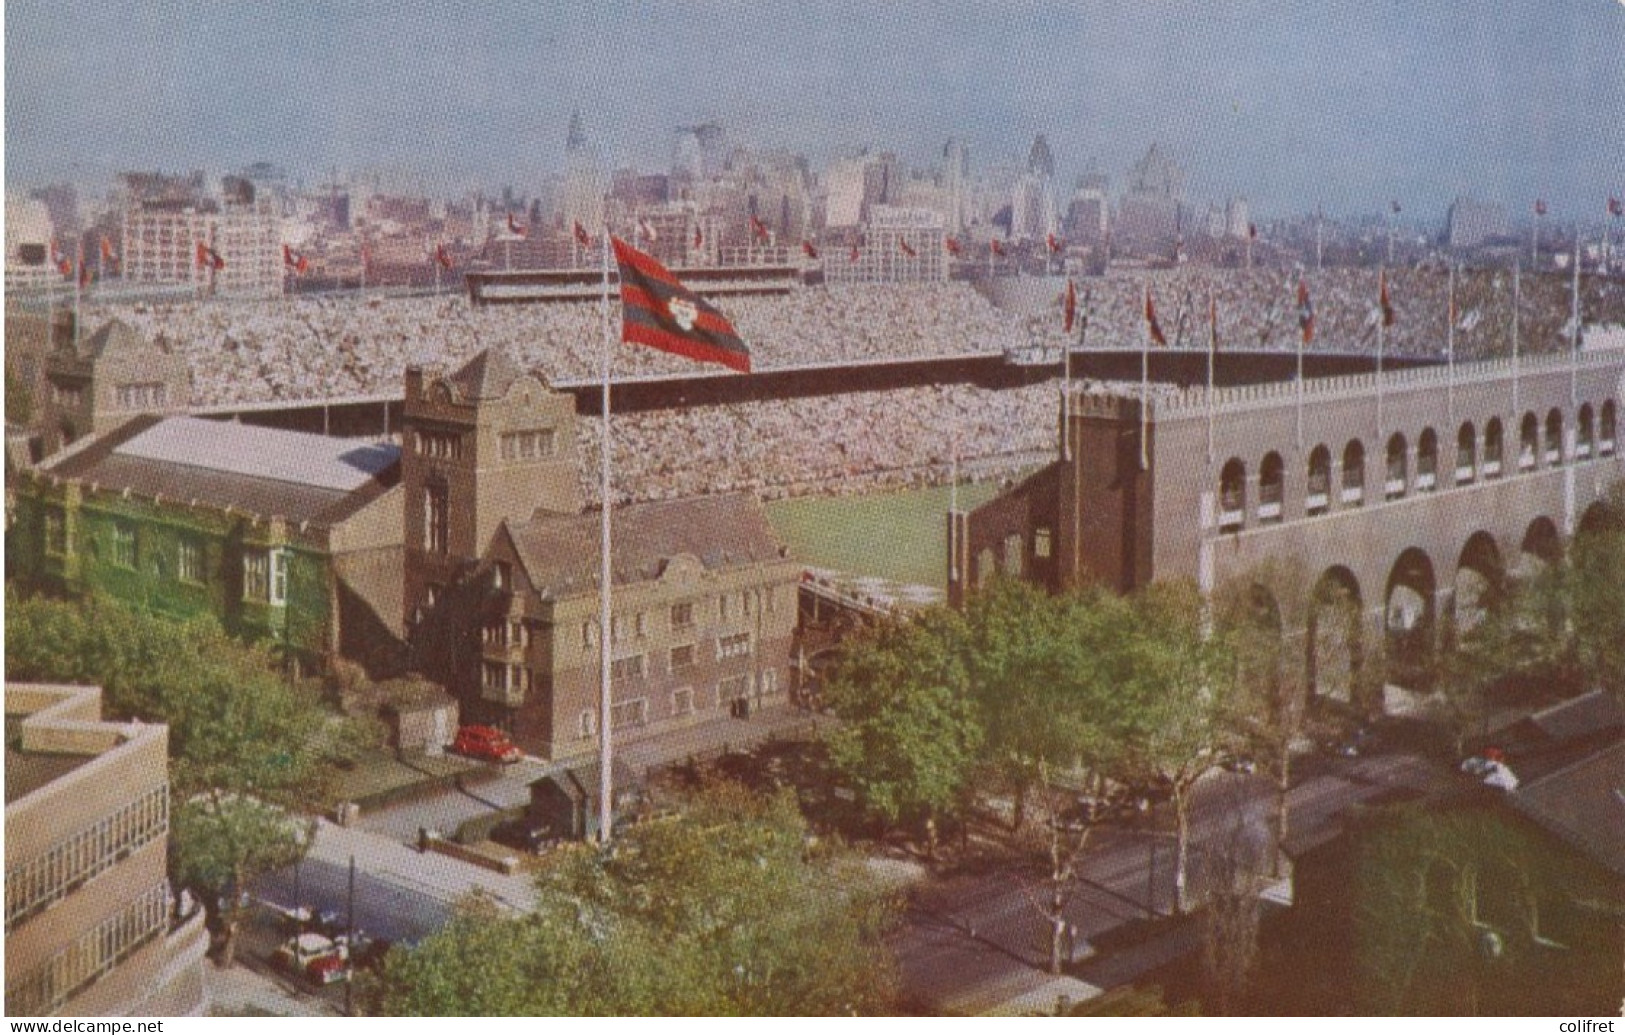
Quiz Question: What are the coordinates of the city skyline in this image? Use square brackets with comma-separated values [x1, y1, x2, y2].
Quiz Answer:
[7, 1, 1625, 220]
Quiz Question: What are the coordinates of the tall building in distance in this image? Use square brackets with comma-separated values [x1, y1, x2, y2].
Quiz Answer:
[561, 111, 605, 244]
[1115, 143, 1185, 255]
[118, 172, 282, 297]
[1008, 135, 1059, 242]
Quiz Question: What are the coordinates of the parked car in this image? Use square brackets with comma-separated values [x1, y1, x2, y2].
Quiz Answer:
[272, 932, 350, 985]
[450, 724, 522, 763]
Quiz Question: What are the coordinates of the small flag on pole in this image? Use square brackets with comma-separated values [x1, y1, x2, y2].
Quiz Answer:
[1209, 293, 1219, 351]
[944, 236, 962, 256]
[800, 240, 819, 260]
[848, 245, 860, 264]
[195, 242, 225, 270]
[1248, 223, 1257, 240]
[1063, 278, 1077, 334]
[573, 220, 592, 248]
[612, 236, 750, 373]
[282, 244, 309, 274]
[1144, 286, 1168, 347]
[78, 263, 94, 289]
[1297, 278, 1315, 344]
[899, 238, 917, 258]
[749, 214, 771, 242]
[1610, 196, 1623, 218]
[100, 236, 118, 267]
[435, 243, 453, 270]
[1391, 200, 1402, 215]
[637, 217, 659, 242]
[1379, 269, 1395, 327]
[990, 239, 1006, 257]
[1046, 232, 1063, 254]
[692, 225, 704, 250]
[510, 213, 529, 238]
[1535, 199, 1548, 217]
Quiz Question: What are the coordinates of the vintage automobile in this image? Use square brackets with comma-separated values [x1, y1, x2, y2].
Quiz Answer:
[272, 932, 350, 985]
[449, 724, 523, 764]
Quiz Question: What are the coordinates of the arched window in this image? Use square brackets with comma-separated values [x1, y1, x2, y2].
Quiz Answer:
[1259, 452, 1285, 523]
[1519, 412, 1539, 470]
[1602, 400, 1617, 456]
[1003, 532, 1024, 576]
[1456, 421, 1477, 484]
[1577, 404, 1595, 459]
[1341, 440, 1365, 505]
[1219, 458, 1247, 531]
[1306, 445, 1331, 516]
[1416, 428, 1438, 490]
[1484, 417, 1504, 477]
[1545, 408, 1564, 466]
[1385, 433, 1408, 500]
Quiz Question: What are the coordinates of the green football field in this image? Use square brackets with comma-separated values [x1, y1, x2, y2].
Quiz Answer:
[764, 479, 1013, 590]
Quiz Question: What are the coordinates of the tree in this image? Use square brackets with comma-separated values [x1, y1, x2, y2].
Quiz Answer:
[5, 591, 365, 958]
[824, 608, 983, 854]
[1215, 559, 1311, 877]
[368, 785, 900, 1016]
[1108, 579, 1236, 914]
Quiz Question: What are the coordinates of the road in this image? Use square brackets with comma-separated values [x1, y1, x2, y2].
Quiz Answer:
[891, 748, 1455, 1014]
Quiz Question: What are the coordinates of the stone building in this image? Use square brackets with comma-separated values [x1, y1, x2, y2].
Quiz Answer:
[39, 318, 190, 456]
[5, 683, 209, 1016]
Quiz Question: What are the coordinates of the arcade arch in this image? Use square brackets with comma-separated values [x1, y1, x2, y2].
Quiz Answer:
[1308, 566, 1362, 703]
[1385, 547, 1437, 688]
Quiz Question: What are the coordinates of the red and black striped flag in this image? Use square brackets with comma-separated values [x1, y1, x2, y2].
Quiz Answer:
[1046, 232, 1063, 254]
[282, 244, 309, 274]
[1379, 269, 1395, 327]
[612, 236, 749, 373]
[1534, 199, 1548, 217]
[944, 236, 962, 256]
[990, 238, 1006, 257]
[801, 240, 819, 260]
[899, 238, 917, 258]
[1063, 278, 1077, 334]
[692, 225, 704, 250]
[1297, 278, 1315, 343]
[749, 214, 771, 242]
[195, 241, 225, 270]
[1610, 196, 1623, 218]
[510, 213, 529, 238]
[573, 220, 592, 248]
[436, 244, 454, 270]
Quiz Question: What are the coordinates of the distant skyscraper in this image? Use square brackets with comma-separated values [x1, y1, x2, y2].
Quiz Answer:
[1028, 135, 1055, 179]
[1115, 144, 1186, 253]
[1447, 196, 1510, 249]
[561, 111, 604, 243]
[942, 138, 970, 233]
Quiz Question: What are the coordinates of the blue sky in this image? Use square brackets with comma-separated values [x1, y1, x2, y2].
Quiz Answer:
[7, 0, 1623, 219]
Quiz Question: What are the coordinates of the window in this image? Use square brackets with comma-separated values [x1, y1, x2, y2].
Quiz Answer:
[578, 710, 596, 739]
[1519, 412, 1539, 470]
[718, 674, 749, 706]
[1484, 418, 1505, 476]
[1342, 440, 1365, 503]
[635, 611, 647, 639]
[671, 601, 694, 630]
[1034, 527, 1052, 559]
[719, 593, 731, 622]
[582, 618, 597, 648]
[1577, 405, 1595, 459]
[1456, 422, 1477, 483]
[114, 383, 166, 410]
[610, 698, 648, 729]
[670, 644, 696, 674]
[672, 687, 695, 716]
[482, 661, 510, 693]
[499, 428, 555, 460]
[177, 536, 203, 583]
[269, 550, 288, 605]
[766, 586, 777, 613]
[1306, 446, 1331, 515]
[611, 654, 646, 683]
[415, 431, 461, 459]
[1416, 428, 1438, 490]
[51, 383, 84, 409]
[1545, 409, 1564, 465]
[425, 483, 449, 554]
[43, 512, 65, 556]
[718, 632, 751, 659]
[1601, 400, 1617, 454]
[243, 551, 269, 602]
[111, 523, 137, 569]
[425, 583, 441, 610]
[1385, 433, 1408, 499]
[1258, 453, 1284, 522]
[492, 560, 510, 590]
[760, 669, 779, 696]
[1219, 459, 1246, 529]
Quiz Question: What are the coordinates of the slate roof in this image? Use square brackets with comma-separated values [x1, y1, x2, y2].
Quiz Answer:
[1508, 740, 1625, 878]
[504, 493, 788, 599]
[447, 346, 523, 401]
[41, 415, 399, 531]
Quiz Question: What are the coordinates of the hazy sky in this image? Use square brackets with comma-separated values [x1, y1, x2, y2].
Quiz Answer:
[7, 0, 1624, 219]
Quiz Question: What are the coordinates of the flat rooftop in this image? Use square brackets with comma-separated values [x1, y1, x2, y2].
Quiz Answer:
[4, 715, 91, 804]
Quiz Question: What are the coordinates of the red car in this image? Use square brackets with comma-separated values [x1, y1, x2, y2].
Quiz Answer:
[450, 724, 522, 763]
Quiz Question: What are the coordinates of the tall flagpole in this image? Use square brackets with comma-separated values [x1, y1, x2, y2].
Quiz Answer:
[1295, 284, 1305, 451]
[1447, 265, 1456, 424]
[1141, 281, 1150, 470]
[1512, 260, 1521, 416]
[598, 225, 615, 846]
[1377, 267, 1386, 438]
[73, 240, 84, 347]
[1570, 232, 1581, 408]
[1207, 283, 1216, 469]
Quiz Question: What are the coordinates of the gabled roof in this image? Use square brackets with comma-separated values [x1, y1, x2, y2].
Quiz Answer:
[74, 319, 158, 361]
[447, 346, 522, 401]
[1508, 740, 1625, 878]
[504, 493, 788, 599]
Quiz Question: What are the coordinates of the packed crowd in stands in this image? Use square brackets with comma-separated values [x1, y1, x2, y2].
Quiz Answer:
[1025, 267, 1625, 361]
[576, 380, 1069, 506]
[89, 282, 1023, 408]
[77, 268, 1624, 503]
